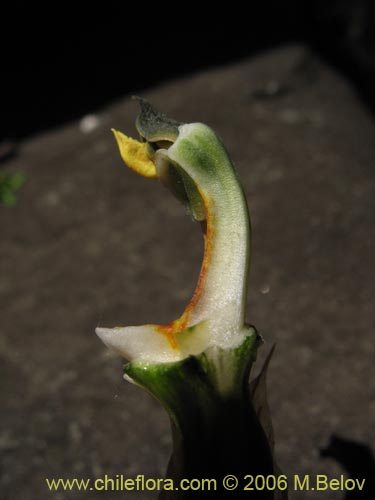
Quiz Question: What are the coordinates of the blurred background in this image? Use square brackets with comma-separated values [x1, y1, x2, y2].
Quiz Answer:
[1, 2, 374, 500]
[1, 0, 374, 146]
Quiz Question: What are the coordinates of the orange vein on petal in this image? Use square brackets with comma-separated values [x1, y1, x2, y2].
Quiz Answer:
[111, 129, 157, 179]
[156, 193, 214, 350]
[156, 319, 185, 350]
[182, 193, 214, 320]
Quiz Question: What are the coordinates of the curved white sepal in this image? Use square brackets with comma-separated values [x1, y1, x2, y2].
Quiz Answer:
[98, 117, 251, 365]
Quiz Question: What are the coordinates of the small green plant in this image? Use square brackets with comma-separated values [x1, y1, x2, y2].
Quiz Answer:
[96, 98, 285, 499]
[0, 171, 26, 207]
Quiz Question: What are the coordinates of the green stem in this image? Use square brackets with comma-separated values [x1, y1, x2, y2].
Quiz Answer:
[164, 395, 274, 499]
[125, 335, 275, 499]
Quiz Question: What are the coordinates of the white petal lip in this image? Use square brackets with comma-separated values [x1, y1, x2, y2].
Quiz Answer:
[95, 326, 182, 363]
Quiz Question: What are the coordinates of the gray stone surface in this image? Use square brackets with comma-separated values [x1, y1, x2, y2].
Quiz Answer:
[1, 45, 374, 499]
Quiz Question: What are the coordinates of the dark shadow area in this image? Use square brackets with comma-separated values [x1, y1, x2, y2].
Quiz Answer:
[2, 0, 374, 147]
[320, 435, 375, 499]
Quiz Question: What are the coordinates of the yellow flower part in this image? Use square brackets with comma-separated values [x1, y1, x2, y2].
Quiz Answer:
[111, 129, 157, 179]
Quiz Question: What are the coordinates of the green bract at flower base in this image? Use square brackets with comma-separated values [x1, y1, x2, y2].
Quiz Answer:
[96, 98, 286, 499]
